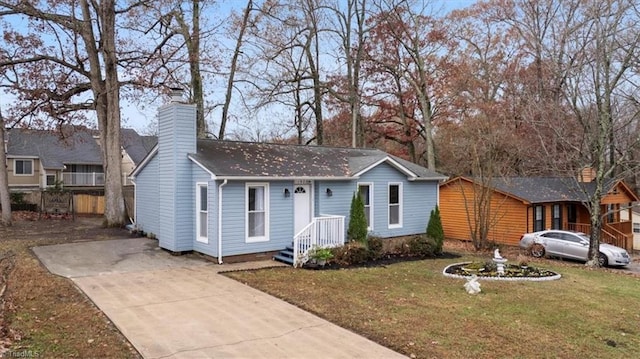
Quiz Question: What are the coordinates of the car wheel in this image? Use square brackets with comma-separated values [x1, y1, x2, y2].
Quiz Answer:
[598, 253, 608, 267]
[530, 244, 545, 258]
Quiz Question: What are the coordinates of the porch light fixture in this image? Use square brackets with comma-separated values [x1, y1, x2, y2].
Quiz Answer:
[326, 188, 333, 197]
[284, 188, 290, 198]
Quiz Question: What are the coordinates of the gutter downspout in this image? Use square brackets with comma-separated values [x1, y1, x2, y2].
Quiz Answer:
[218, 179, 228, 264]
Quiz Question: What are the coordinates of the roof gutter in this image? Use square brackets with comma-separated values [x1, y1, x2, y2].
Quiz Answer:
[217, 179, 228, 264]
[407, 176, 449, 182]
[214, 176, 356, 181]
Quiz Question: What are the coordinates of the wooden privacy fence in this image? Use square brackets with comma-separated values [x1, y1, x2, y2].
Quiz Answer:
[72, 187, 135, 217]
[74, 193, 105, 215]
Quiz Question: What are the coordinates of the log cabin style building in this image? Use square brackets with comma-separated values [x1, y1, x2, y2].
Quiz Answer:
[439, 171, 639, 251]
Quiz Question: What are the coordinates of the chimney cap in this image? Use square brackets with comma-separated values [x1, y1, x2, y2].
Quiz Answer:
[169, 87, 184, 103]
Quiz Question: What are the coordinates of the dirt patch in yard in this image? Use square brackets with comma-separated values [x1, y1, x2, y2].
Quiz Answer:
[0, 213, 140, 358]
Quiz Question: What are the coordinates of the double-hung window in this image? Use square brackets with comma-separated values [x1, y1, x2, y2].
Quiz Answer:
[388, 183, 402, 228]
[358, 183, 373, 230]
[247, 183, 269, 242]
[14, 159, 33, 176]
[533, 205, 545, 232]
[196, 183, 208, 243]
[552, 204, 562, 230]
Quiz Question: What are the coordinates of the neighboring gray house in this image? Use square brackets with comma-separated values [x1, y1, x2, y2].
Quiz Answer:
[121, 129, 157, 185]
[131, 94, 447, 266]
[4, 126, 154, 189]
[5, 127, 104, 188]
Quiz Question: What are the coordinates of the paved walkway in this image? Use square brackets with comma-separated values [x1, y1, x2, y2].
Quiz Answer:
[34, 238, 406, 359]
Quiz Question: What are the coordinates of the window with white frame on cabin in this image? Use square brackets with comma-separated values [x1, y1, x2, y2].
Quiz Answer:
[196, 184, 208, 242]
[388, 183, 402, 228]
[14, 159, 33, 175]
[247, 184, 269, 241]
[358, 184, 372, 229]
[633, 223, 640, 234]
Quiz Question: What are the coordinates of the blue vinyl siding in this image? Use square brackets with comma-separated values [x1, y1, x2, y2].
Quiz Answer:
[315, 163, 439, 240]
[135, 154, 160, 237]
[358, 162, 437, 237]
[220, 180, 294, 256]
[316, 180, 353, 217]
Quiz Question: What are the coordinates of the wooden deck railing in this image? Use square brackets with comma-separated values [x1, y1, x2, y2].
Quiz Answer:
[568, 221, 632, 251]
[603, 223, 633, 251]
[293, 215, 345, 267]
[567, 222, 591, 234]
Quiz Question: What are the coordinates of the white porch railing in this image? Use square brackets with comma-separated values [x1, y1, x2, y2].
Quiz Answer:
[293, 214, 345, 267]
[62, 172, 105, 186]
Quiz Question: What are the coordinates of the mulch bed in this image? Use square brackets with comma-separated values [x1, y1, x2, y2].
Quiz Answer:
[303, 252, 461, 270]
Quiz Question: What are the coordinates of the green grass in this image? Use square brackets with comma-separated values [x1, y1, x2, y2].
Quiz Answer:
[225, 255, 640, 359]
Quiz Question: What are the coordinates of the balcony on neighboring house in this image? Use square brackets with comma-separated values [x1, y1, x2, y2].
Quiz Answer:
[59, 172, 132, 186]
[61, 172, 105, 186]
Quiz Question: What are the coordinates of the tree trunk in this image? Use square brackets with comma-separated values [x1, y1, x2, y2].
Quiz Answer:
[307, 40, 323, 145]
[220, 0, 253, 140]
[587, 198, 603, 267]
[0, 112, 12, 226]
[172, 0, 206, 138]
[189, 0, 206, 138]
[83, 0, 125, 226]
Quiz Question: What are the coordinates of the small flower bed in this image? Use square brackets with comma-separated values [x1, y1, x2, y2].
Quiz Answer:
[444, 261, 561, 281]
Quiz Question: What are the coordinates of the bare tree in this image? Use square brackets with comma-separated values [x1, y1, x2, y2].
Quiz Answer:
[219, 0, 254, 140]
[367, 0, 449, 169]
[123, 0, 221, 138]
[0, 0, 136, 226]
[324, 0, 369, 147]
[238, 0, 327, 144]
[497, 0, 640, 266]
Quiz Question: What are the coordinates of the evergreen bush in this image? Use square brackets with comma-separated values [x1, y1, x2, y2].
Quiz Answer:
[347, 191, 368, 243]
[426, 205, 445, 254]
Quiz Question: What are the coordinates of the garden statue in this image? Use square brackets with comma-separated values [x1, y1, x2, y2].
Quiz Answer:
[493, 248, 507, 275]
[464, 275, 481, 294]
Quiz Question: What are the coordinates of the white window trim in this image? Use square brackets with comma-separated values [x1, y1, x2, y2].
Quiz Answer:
[14, 159, 34, 176]
[388, 182, 403, 229]
[196, 182, 208, 243]
[357, 182, 374, 231]
[246, 182, 270, 243]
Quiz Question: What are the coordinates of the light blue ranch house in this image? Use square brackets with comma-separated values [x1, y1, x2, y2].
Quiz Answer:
[131, 91, 447, 266]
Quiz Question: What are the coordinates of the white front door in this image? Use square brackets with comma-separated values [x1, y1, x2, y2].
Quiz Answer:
[294, 184, 311, 234]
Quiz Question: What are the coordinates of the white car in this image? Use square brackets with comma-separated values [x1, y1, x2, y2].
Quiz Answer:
[519, 230, 631, 267]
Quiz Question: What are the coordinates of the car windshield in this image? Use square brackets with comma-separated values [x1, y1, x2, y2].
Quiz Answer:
[577, 234, 590, 242]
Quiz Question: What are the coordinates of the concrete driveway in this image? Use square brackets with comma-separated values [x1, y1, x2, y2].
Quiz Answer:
[34, 238, 405, 359]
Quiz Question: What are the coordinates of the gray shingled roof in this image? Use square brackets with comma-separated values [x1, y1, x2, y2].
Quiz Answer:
[489, 177, 617, 203]
[190, 140, 446, 179]
[122, 129, 157, 165]
[7, 128, 103, 169]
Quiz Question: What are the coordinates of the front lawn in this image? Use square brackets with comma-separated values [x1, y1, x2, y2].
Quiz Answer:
[0, 217, 140, 358]
[225, 255, 640, 359]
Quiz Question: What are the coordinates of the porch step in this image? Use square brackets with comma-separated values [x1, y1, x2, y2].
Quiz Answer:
[273, 245, 294, 265]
